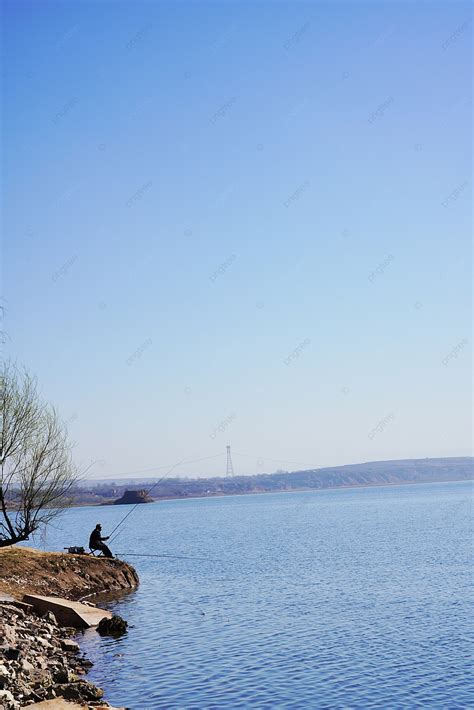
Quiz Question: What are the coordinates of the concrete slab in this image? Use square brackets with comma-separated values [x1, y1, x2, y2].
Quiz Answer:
[22, 594, 113, 628]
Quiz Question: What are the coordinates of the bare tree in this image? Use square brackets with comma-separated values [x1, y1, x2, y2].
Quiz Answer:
[0, 361, 80, 547]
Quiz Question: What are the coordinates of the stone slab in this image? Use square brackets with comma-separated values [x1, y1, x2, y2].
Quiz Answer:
[22, 594, 112, 628]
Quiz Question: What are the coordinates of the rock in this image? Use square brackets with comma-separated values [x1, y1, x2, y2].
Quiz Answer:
[0, 647, 20, 661]
[11, 602, 33, 614]
[56, 680, 104, 702]
[52, 666, 75, 684]
[20, 659, 35, 675]
[41, 612, 57, 626]
[0, 605, 25, 619]
[0, 594, 118, 709]
[59, 639, 79, 653]
[0, 625, 17, 646]
[35, 638, 52, 650]
[32, 669, 53, 689]
[97, 615, 127, 637]
[0, 688, 18, 709]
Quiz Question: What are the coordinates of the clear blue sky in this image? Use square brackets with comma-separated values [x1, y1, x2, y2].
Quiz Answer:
[2, 1, 472, 480]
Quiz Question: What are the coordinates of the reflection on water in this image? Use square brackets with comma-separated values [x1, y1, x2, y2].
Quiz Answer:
[79, 586, 137, 605]
[37, 482, 473, 709]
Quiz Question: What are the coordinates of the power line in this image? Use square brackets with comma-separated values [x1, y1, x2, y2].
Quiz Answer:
[90, 452, 224, 481]
[232, 452, 320, 468]
[92, 451, 318, 482]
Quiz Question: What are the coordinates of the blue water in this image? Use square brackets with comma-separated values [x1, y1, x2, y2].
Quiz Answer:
[37, 482, 473, 709]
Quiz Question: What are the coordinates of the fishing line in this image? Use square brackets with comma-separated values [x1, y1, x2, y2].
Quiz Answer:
[115, 552, 218, 561]
[93, 452, 224, 481]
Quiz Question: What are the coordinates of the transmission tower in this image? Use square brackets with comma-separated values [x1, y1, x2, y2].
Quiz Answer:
[226, 445, 235, 477]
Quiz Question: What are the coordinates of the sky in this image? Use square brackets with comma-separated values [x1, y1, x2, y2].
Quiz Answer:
[1, 0, 472, 481]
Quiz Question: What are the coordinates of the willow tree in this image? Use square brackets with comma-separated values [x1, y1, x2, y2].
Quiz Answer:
[0, 361, 79, 547]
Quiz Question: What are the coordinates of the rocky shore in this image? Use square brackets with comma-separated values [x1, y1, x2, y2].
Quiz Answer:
[0, 600, 107, 708]
[0, 548, 139, 709]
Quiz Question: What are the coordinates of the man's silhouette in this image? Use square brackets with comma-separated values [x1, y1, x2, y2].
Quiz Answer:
[89, 524, 113, 558]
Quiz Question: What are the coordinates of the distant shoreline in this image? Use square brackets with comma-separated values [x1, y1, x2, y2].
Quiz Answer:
[70, 476, 474, 508]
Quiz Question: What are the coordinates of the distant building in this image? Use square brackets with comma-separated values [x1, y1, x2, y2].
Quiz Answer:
[113, 489, 152, 505]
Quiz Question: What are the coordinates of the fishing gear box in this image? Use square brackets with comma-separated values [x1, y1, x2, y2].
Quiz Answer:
[64, 546, 86, 554]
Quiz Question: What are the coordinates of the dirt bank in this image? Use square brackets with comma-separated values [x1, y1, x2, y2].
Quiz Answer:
[0, 548, 139, 601]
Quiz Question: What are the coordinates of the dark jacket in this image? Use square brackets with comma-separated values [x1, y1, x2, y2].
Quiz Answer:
[89, 529, 105, 549]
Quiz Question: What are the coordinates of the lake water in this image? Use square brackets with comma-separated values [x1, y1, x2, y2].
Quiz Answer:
[36, 482, 473, 709]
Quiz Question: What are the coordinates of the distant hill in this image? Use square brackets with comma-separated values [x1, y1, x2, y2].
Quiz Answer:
[149, 456, 473, 497]
[74, 457, 473, 505]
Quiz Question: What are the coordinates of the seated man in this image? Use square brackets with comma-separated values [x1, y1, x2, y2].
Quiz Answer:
[89, 523, 113, 558]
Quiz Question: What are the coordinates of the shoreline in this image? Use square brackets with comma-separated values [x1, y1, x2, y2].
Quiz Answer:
[65, 476, 473, 508]
[153, 476, 473, 501]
